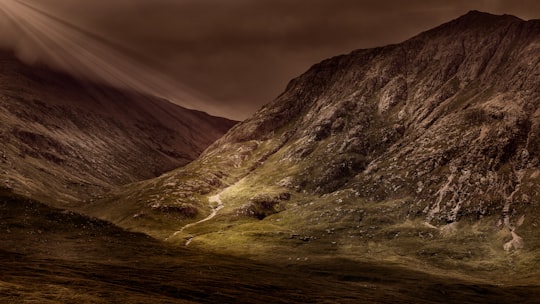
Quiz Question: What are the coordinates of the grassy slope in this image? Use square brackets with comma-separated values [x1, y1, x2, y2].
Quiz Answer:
[2, 188, 539, 303]
[84, 96, 540, 286]
[86, 124, 540, 289]
[165, 150, 540, 286]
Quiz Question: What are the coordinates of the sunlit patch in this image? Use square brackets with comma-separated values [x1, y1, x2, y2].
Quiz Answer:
[0, 0, 212, 112]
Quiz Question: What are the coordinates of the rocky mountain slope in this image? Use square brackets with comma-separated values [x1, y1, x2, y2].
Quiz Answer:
[0, 50, 236, 206]
[87, 11, 540, 283]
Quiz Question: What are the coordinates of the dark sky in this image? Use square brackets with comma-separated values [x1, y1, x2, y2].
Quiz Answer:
[3, 0, 540, 119]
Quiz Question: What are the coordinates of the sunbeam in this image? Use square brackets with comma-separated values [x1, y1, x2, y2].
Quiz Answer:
[0, 0, 216, 114]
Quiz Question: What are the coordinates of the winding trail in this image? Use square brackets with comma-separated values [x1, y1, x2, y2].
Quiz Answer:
[165, 192, 225, 243]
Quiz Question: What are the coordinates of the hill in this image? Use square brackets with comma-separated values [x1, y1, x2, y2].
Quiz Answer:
[0, 50, 236, 207]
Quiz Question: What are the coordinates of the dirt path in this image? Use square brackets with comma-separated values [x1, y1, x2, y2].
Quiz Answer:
[165, 192, 225, 243]
[182, 194, 224, 232]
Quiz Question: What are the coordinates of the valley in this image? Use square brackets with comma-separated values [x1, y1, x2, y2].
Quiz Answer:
[1, 9, 540, 303]
[83, 10, 540, 293]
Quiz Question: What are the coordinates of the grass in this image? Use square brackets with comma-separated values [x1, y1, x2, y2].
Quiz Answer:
[171, 184, 540, 288]
[82, 130, 301, 239]
[6, 190, 540, 303]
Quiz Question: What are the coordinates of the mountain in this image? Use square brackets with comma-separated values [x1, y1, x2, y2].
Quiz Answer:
[85, 10, 540, 285]
[0, 50, 236, 207]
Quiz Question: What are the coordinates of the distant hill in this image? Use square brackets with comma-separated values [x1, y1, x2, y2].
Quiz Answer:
[0, 50, 236, 207]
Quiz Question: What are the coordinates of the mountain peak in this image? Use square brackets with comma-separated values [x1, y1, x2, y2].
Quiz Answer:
[409, 10, 530, 44]
[455, 10, 523, 24]
[464, 9, 491, 16]
[463, 10, 495, 17]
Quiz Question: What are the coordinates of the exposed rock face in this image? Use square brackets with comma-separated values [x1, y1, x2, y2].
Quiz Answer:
[209, 10, 540, 219]
[0, 50, 236, 206]
[91, 12, 540, 276]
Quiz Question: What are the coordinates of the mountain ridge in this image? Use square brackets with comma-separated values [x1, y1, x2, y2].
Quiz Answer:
[0, 49, 236, 206]
[213, 10, 538, 146]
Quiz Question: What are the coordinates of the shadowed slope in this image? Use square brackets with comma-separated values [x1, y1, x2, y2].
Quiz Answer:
[0, 50, 236, 207]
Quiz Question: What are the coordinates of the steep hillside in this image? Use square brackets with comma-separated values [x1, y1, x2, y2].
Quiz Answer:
[0, 50, 236, 206]
[87, 11, 540, 282]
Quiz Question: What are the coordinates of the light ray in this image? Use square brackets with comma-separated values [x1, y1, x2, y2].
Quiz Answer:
[0, 0, 218, 115]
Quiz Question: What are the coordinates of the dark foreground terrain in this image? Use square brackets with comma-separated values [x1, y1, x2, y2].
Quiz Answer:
[1, 189, 538, 303]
